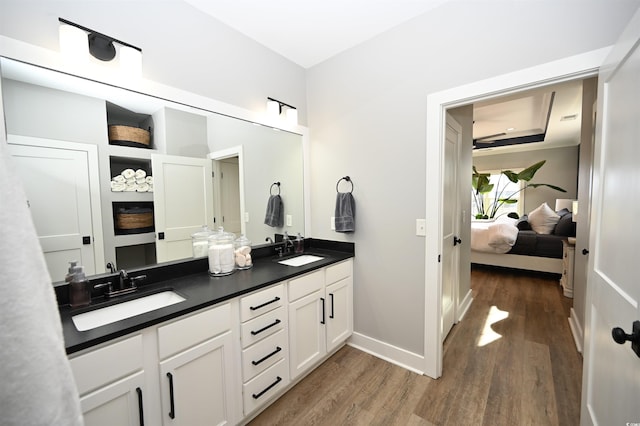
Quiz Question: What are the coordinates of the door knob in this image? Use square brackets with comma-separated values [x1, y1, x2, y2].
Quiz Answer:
[582, 248, 589, 255]
[453, 236, 462, 246]
[611, 320, 640, 358]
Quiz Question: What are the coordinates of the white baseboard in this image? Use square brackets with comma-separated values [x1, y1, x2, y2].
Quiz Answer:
[347, 332, 425, 375]
[568, 307, 583, 353]
[457, 289, 473, 322]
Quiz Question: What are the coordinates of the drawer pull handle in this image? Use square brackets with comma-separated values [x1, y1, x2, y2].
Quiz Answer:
[252, 376, 283, 399]
[251, 319, 281, 336]
[321, 297, 326, 324]
[252, 346, 282, 366]
[250, 296, 280, 311]
[167, 372, 175, 419]
[136, 387, 144, 426]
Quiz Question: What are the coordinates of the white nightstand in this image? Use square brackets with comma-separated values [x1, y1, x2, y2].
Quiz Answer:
[560, 239, 575, 298]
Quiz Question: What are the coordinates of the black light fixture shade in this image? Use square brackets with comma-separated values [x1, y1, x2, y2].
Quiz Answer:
[59, 18, 141, 62]
[88, 33, 116, 61]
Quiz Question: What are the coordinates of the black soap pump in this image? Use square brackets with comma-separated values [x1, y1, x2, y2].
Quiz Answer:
[69, 264, 90, 308]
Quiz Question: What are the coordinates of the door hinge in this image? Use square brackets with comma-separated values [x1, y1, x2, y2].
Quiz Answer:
[438, 254, 441, 263]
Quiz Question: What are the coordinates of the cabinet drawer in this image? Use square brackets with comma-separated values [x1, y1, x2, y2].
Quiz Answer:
[242, 329, 287, 382]
[243, 358, 289, 415]
[241, 306, 286, 348]
[240, 284, 284, 322]
[288, 270, 324, 302]
[158, 303, 231, 359]
[70, 334, 143, 396]
[325, 259, 352, 285]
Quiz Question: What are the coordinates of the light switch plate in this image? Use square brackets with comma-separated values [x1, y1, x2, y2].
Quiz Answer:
[331, 217, 336, 230]
[244, 212, 250, 222]
[286, 214, 292, 227]
[416, 219, 426, 236]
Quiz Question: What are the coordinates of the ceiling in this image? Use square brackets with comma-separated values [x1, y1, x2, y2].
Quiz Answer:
[181, 0, 450, 68]
[471, 79, 584, 156]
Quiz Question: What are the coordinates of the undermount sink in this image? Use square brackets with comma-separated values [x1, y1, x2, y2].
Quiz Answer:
[278, 254, 324, 267]
[72, 290, 186, 331]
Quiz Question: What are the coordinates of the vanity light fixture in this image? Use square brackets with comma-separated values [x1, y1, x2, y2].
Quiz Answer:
[266, 97, 298, 125]
[58, 18, 142, 76]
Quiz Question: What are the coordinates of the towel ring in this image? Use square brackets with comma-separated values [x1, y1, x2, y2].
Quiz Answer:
[336, 176, 354, 193]
[270, 182, 281, 195]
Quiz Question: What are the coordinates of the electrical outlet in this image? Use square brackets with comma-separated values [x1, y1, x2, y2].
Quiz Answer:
[416, 219, 426, 236]
[331, 217, 336, 230]
[244, 212, 250, 222]
[286, 215, 292, 227]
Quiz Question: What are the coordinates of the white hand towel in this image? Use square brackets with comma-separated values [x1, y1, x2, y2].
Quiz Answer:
[0, 141, 84, 425]
[136, 183, 150, 192]
[136, 177, 146, 185]
[112, 175, 126, 183]
[124, 183, 137, 192]
[135, 169, 146, 179]
[121, 168, 136, 179]
[111, 182, 126, 192]
[145, 176, 154, 184]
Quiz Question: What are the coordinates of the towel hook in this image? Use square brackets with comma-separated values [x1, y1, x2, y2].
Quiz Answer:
[336, 176, 354, 193]
[270, 182, 281, 195]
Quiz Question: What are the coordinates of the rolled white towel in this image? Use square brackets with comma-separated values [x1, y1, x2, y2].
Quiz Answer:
[136, 177, 146, 185]
[125, 177, 136, 184]
[145, 176, 153, 184]
[111, 182, 126, 192]
[121, 168, 136, 179]
[136, 183, 150, 192]
[124, 183, 137, 192]
[135, 169, 146, 179]
[112, 175, 126, 183]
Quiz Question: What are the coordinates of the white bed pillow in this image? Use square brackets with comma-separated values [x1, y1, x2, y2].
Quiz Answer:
[527, 202, 560, 234]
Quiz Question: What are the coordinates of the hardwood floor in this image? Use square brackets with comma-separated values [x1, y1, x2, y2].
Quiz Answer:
[248, 265, 582, 425]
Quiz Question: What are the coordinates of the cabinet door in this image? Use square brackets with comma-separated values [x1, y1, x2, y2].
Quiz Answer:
[81, 371, 145, 426]
[326, 276, 353, 353]
[159, 331, 236, 426]
[152, 154, 214, 263]
[288, 289, 326, 380]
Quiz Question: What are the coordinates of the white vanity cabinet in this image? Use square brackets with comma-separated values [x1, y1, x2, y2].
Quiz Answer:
[288, 259, 353, 380]
[69, 335, 146, 426]
[239, 284, 290, 415]
[157, 302, 239, 426]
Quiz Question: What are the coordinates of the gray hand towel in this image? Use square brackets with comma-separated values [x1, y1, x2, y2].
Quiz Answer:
[335, 192, 356, 232]
[264, 194, 284, 227]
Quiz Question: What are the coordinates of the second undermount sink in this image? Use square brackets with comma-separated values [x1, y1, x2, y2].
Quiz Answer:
[72, 290, 186, 331]
[278, 254, 324, 267]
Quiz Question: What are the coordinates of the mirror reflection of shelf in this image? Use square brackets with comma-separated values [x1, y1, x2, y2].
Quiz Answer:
[116, 243, 157, 270]
[112, 202, 154, 236]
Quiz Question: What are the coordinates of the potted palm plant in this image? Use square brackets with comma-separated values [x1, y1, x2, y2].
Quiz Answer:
[472, 160, 566, 219]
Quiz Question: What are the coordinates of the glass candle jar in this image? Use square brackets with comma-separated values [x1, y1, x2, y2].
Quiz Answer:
[234, 235, 252, 270]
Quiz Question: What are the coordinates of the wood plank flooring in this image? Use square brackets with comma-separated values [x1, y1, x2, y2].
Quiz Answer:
[248, 265, 582, 425]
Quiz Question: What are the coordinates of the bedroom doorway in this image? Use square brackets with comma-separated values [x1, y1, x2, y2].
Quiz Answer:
[423, 48, 606, 379]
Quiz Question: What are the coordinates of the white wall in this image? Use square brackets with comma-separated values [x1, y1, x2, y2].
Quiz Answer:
[306, 1, 638, 356]
[0, 0, 307, 124]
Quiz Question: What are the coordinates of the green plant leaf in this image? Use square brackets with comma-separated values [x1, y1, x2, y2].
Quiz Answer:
[502, 170, 519, 183]
[527, 183, 567, 192]
[516, 160, 546, 181]
[498, 198, 518, 204]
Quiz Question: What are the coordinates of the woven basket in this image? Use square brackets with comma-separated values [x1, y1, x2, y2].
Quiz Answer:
[108, 125, 151, 148]
[115, 208, 153, 230]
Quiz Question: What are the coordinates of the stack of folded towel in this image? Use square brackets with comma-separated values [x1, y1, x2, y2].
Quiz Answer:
[110, 168, 154, 192]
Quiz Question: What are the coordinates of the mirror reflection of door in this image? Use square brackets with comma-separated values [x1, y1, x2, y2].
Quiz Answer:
[218, 157, 242, 235]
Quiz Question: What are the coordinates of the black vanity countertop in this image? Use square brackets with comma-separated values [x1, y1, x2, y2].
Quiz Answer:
[58, 240, 354, 355]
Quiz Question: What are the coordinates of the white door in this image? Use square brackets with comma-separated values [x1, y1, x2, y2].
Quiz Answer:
[152, 154, 214, 263]
[581, 11, 640, 425]
[7, 140, 99, 280]
[442, 114, 461, 340]
[220, 159, 241, 235]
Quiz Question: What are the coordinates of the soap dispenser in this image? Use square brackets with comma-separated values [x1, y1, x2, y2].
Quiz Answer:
[295, 233, 304, 254]
[69, 264, 90, 308]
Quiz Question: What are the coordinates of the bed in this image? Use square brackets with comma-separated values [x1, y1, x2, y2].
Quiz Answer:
[470, 204, 575, 274]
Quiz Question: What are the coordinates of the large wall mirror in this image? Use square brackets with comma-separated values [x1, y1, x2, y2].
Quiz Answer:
[1, 57, 305, 282]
